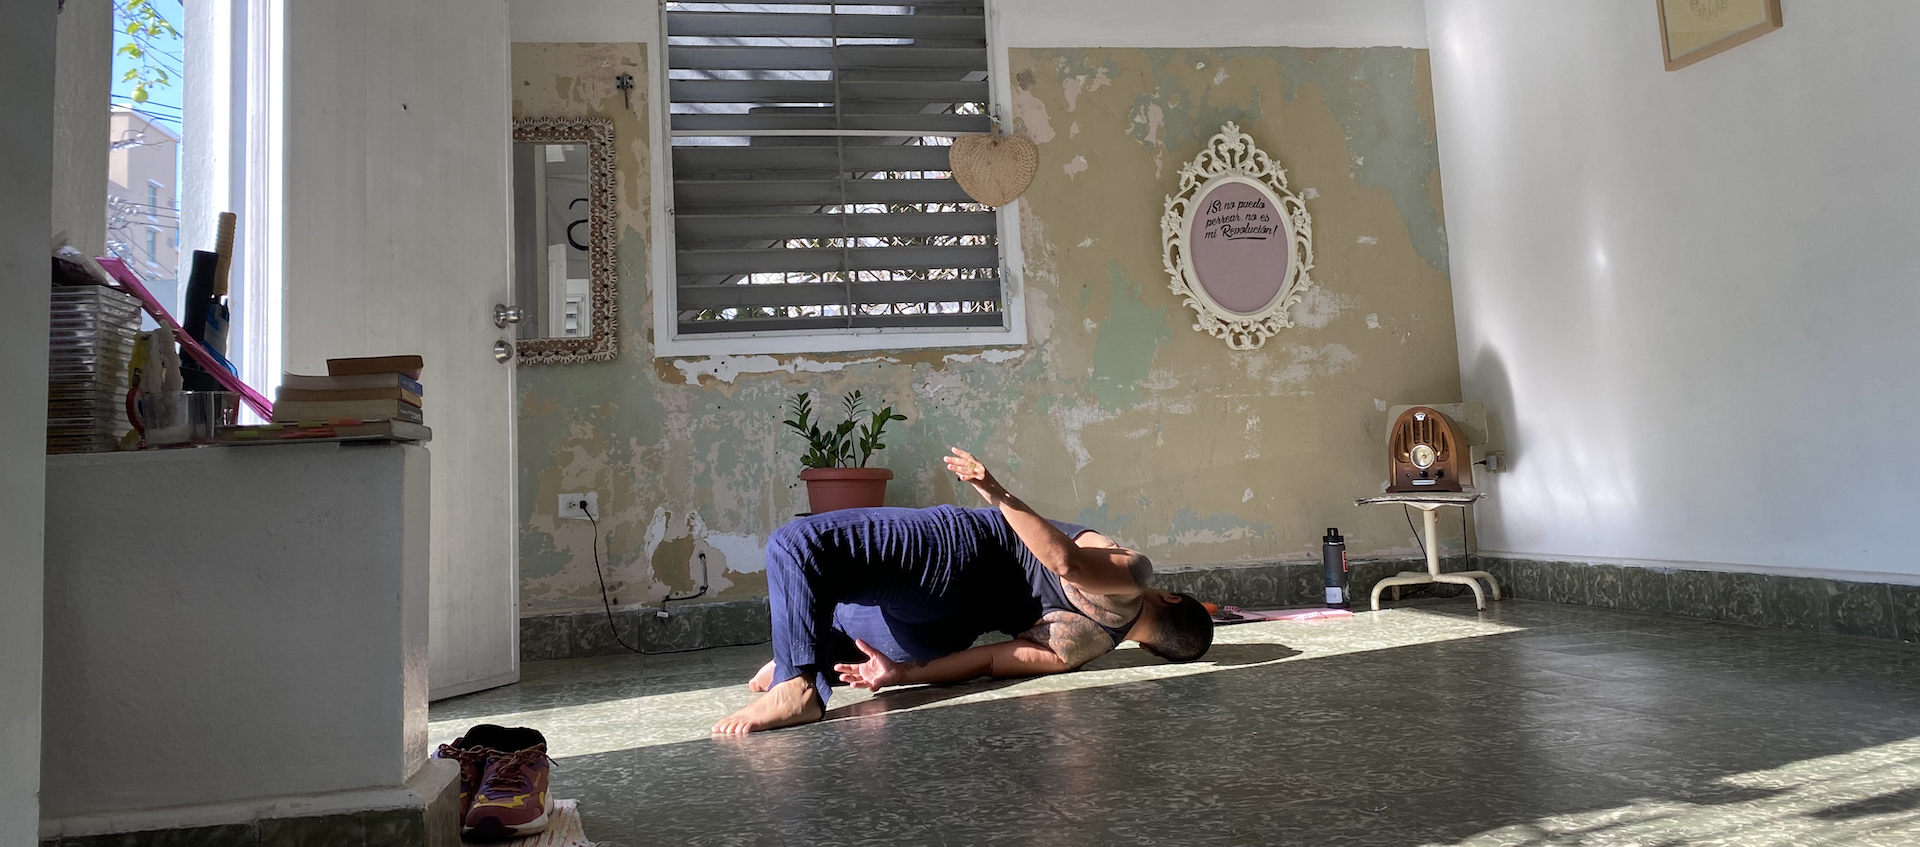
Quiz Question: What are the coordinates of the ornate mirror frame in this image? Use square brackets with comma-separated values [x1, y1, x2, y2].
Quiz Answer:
[513, 116, 619, 364]
[1160, 122, 1316, 351]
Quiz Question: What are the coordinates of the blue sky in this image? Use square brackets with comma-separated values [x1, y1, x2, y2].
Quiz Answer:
[110, 0, 185, 131]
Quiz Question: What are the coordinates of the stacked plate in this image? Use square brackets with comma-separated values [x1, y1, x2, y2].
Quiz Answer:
[48, 285, 142, 454]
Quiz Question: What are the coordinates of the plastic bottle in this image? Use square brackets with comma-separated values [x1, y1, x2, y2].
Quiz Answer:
[1322, 527, 1349, 609]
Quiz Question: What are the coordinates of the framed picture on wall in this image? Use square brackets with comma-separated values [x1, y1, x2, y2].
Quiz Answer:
[1658, 0, 1783, 70]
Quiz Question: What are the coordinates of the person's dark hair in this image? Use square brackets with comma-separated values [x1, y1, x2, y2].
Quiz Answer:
[1143, 592, 1213, 662]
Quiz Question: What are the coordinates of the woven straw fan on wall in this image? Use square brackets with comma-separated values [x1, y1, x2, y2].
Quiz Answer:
[949, 123, 1038, 208]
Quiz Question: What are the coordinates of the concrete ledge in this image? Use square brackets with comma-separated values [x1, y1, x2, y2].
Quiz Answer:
[1474, 555, 1920, 643]
[41, 759, 458, 847]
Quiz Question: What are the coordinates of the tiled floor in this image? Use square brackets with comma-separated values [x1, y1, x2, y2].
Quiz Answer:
[431, 600, 1920, 846]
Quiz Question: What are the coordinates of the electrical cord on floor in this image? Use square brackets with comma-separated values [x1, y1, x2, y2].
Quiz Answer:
[581, 501, 767, 656]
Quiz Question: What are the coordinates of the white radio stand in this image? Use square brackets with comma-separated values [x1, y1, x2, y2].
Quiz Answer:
[1354, 491, 1500, 611]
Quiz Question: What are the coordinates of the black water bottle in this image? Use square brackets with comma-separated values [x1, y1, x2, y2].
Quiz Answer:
[1322, 527, 1349, 609]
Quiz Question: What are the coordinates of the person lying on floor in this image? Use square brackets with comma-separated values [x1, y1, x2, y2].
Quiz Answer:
[712, 447, 1215, 734]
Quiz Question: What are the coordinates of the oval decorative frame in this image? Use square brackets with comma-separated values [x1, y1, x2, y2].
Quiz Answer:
[513, 116, 619, 364]
[1160, 122, 1316, 350]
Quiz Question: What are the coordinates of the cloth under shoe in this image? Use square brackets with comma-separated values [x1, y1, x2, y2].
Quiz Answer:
[463, 727, 553, 840]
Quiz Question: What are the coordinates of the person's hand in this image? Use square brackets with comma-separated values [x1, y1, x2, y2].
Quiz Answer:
[944, 447, 1008, 506]
[833, 639, 906, 692]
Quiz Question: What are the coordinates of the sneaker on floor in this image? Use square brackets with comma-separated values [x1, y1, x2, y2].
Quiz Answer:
[432, 724, 513, 821]
[463, 728, 553, 840]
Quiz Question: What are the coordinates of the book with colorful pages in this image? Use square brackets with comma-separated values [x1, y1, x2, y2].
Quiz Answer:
[280, 372, 424, 395]
[275, 386, 423, 406]
[219, 419, 431, 445]
[272, 399, 423, 424]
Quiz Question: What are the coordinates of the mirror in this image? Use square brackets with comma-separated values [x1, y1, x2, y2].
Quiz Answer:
[511, 117, 617, 363]
[1160, 121, 1316, 351]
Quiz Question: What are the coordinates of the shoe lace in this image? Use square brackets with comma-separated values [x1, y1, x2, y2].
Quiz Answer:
[437, 743, 488, 770]
[486, 748, 550, 794]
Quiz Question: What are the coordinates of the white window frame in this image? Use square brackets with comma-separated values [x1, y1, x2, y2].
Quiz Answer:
[647, 0, 1026, 359]
[182, 0, 284, 417]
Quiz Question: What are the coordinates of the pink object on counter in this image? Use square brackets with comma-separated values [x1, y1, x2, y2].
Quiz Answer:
[95, 256, 273, 420]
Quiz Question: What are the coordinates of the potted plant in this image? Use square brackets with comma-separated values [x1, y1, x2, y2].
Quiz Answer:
[784, 390, 907, 513]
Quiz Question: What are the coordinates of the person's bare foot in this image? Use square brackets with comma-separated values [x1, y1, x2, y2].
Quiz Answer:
[747, 660, 776, 692]
[713, 674, 824, 734]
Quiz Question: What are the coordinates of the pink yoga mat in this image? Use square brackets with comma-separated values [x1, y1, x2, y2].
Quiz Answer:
[1213, 606, 1353, 625]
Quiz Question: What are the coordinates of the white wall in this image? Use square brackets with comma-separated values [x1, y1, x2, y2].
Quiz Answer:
[1, 4, 54, 845]
[1429, 0, 1920, 582]
[53, 0, 110, 255]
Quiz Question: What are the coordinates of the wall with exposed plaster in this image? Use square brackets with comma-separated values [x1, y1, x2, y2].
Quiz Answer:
[511, 32, 1464, 615]
[996, 0, 1427, 48]
[1430, 0, 1920, 582]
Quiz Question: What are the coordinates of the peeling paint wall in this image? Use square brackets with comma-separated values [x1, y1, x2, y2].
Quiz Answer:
[514, 44, 1462, 616]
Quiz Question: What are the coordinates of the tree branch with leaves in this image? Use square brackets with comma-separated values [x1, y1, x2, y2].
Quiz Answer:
[115, 0, 182, 105]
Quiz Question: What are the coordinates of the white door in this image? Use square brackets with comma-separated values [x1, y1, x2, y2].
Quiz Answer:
[280, 0, 518, 700]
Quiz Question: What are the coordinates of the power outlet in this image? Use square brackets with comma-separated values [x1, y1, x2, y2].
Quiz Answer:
[559, 492, 598, 520]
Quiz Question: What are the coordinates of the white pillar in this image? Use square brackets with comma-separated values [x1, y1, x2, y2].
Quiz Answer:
[0, 5, 55, 846]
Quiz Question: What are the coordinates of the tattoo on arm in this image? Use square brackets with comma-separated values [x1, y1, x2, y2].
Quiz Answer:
[1129, 555, 1153, 587]
[1062, 581, 1142, 629]
[1022, 611, 1112, 669]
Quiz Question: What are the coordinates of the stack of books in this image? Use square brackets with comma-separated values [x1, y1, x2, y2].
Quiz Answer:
[274, 355, 425, 424]
[220, 355, 432, 445]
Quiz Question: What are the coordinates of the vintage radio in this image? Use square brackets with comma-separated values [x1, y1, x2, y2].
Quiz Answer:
[1387, 406, 1471, 493]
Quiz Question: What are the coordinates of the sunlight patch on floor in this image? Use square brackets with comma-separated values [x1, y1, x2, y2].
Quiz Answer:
[1456, 736, 1920, 846]
[430, 607, 1528, 760]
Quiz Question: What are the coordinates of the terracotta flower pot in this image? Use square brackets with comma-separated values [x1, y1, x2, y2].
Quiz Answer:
[799, 467, 893, 513]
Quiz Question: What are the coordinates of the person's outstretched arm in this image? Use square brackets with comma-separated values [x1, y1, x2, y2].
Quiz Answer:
[833, 610, 1110, 691]
[944, 447, 1142, 595]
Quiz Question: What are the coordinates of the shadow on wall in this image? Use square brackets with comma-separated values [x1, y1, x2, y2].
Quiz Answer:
[1470, 343, 1518, 472]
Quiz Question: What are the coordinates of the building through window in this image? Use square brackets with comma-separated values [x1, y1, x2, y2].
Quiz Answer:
[108, 0, 185, 321]
[107, 108, 181, 314]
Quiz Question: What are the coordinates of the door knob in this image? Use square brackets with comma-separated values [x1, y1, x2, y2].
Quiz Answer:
[493, 304, 524, 328]
[493, 339, 514, 363]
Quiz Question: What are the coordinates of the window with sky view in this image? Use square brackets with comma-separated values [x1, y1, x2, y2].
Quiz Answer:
[106, 0, 184, 323]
